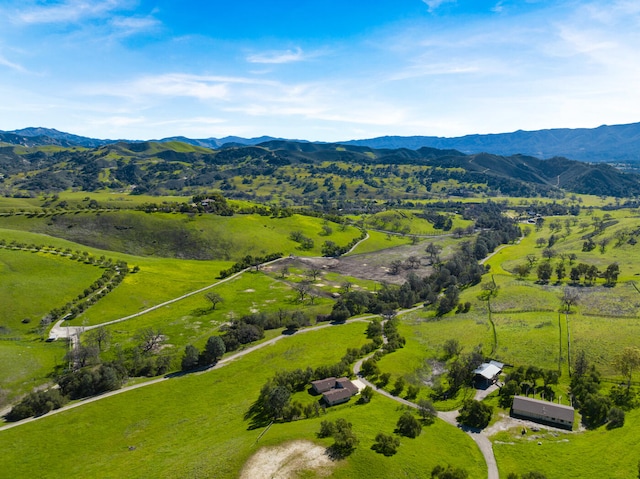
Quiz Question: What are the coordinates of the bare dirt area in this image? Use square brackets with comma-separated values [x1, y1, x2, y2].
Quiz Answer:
[239, 440, 335, 479]
[269, 242, 443, 286]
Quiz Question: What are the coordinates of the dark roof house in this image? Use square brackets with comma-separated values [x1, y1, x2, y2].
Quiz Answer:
[311, 377, 337, 394]
[313, 377, 359, 406]
[511, 395, 574, 430]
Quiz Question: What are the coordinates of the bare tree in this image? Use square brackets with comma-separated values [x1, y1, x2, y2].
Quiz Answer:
[86, 326, 111, 351]
[136, 328, 164, 354]
[204, 291, 223, 310]
[425, 243, 442, 264]
[389, 260, 403, 275]
[306, 267, 322, 281]
[294, 281, 312, 302]
[561, 288, 580, 313]
[405, 255, 421, 269]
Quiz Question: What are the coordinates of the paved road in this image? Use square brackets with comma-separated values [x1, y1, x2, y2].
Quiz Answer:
[6, 231, 513, 477]
[49, 233, 373, 341]
[353, 335, 500, 479]
[0, 318, 373, 433]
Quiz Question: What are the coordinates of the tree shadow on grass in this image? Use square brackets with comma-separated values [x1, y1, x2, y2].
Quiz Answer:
[244, 399, 273, 430]
[191, 307, 213, 318]
[325, 444, 355, 461]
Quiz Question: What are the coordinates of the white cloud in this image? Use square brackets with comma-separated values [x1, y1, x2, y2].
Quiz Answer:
[246, 47, 307, 64]
[421, 0, 455, 13]
[110, 15, 160, 36]
[492, 2, 504, 13]
[15, 0, 127, 24]
[0, 53, 27, 73]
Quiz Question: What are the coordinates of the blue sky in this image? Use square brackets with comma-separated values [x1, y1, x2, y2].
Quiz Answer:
[0, 0, 638, 141]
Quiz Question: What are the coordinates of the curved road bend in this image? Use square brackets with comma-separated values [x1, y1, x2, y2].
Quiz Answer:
[49, 233, 372, 341]
[353, 341, 499, 479]
[12, 232, 503, 476]
[0, 317, 373, 433]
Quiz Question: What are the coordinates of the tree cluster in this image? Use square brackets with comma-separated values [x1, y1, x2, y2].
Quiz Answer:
[58, 363, 126, 400]
[457, 399, 493, 429]
[498, 365, 559, 408]
[6, 389, 68, 422]
[321, 229, 367, 257]
[570, 351, 622, 429]
[218, 252, 283, 279]
[318, 418, 359, 457]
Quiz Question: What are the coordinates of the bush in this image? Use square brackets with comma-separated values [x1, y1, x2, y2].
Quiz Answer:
[371, 432, 400, 456]
[396, 411, 422, 438]
[607, 407, 625, 429]
[431, 464, 469, 478]
[457, 399, 493, 429]
[6, 389, 67, 421]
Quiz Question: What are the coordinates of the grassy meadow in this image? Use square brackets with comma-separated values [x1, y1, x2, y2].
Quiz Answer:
[5, 191, 640, 477]
[0, 322, 486, 479]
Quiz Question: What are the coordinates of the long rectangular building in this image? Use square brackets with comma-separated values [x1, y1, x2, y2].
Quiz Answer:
[511, 395, 574, 430]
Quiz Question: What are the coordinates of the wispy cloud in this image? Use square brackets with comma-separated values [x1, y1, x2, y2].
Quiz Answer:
[0, 53, 27, 73]
[421, 0, 455, 13]
[246, 47, 307, 64]
[110, 15, 160, 36]
[86, 73, 279, 101]
[15, 0, 127, 24]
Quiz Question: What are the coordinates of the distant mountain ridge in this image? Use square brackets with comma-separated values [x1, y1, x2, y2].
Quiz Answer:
[2, 121, 640, 163]
[1, 136, 639, 198]
[341, 122, 640, 163]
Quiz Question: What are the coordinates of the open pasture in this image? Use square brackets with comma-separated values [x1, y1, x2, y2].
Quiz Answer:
[0, 322, 485, 479]
[0, 248, 101, 334]
[0, 210, 362, 260]
[96, 271, 332, 353]
[0, 339, 67, 407]
[493, 409, 640, 478]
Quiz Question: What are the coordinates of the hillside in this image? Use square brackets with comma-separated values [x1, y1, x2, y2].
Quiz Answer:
[1, 140, 639, 200]
[3, 121, 640, 163]
[342, 122, 640, 163]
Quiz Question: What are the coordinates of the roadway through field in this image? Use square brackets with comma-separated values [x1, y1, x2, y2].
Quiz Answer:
[4, 231, 513, 478]
[352, 319, 500, 479]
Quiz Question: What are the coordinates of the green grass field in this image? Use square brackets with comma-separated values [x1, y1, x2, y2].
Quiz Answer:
[0, 322, 485, 479]
[5, 195, 640, 477]
[493, 409, 640, 478]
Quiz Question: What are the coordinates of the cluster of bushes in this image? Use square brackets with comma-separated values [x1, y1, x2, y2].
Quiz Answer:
[181, 336, 226, 371]
[5, 389, 67, 422]
[422, 211, 453, 230]
[289, 230, 315, 250]
[218, 252, 282, 278]
[570, 351, 625, 429]
[457, 399, 493, 429]
[58, 363, 127, 400]
[498, 365, 560, 408]
[321, 229, 367, 257]
[216, 310, 313, 352]
[318, 418, 359, 457]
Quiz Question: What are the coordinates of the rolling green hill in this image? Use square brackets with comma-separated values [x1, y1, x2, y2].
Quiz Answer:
[1, 140, 639, 200]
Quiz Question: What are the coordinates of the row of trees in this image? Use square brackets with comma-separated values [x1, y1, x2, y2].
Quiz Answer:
[218, 252, 283, 279]
[534, 261, 620, 286]
[0, 240, 132, 326]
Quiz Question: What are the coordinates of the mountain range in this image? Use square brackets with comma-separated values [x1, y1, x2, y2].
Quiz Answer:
[1, 135, 639, 199]
[2, 122, 640, 163]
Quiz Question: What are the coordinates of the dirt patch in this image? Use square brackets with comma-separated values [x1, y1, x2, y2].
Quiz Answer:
[240, 440, 335, 479]
[268, 243, 443, 286]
